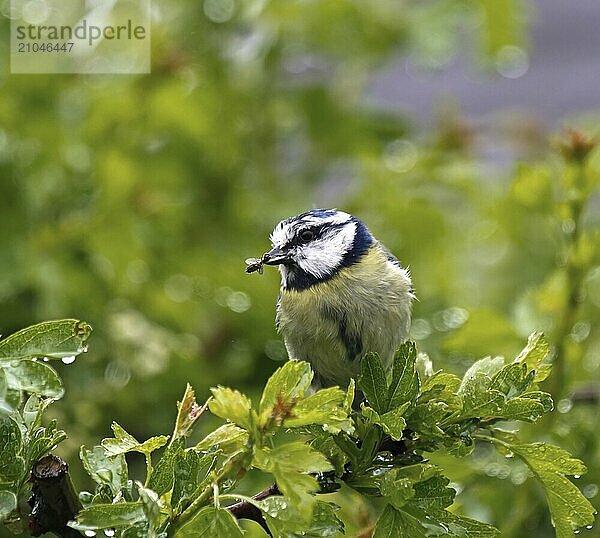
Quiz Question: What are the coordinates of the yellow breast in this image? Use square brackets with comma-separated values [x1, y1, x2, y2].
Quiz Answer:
[276, 244, 412, 387]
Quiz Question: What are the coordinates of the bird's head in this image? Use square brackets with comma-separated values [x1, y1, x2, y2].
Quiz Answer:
[263, 209, 374, 290]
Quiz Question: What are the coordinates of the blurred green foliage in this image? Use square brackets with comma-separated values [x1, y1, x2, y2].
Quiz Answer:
[1, 0, 600, 536]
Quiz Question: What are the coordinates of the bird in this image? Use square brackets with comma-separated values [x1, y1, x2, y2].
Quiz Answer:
[259, 208, 414, 391]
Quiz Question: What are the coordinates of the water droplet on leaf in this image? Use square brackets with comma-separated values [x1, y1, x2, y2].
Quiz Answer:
[62, 356, 76, 364]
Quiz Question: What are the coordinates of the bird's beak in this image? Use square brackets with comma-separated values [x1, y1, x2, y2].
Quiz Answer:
[262, 246, 294, 265]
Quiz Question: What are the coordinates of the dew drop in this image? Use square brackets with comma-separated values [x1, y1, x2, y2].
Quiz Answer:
[574, 475, 581, 479]
[42, 357, 49, 362]
[62, 356, 76, 365]
[84, 531, 96, 537]
[104, 529, 115, 537]
[574, 530, 580, 535]
[586, 525, 593, 530]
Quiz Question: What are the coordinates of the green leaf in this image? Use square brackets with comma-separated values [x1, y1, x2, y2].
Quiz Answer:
[259, 498, 344, 537]
[70, 502, 146, 530]
[80, 445, 128, 496]
[0, 490, 17, 522]
[209, 387, 252, 430]
[343, 378, 355, 413]
[514, 331, 550, 369]
[173, 384, 206, 442]
[283, 386, 353, 434]
[195, 424, 249, 454]
[3, 360, 63, 398]
[259, 360, 312, 424]
[500, 396, 546, 422]
[147, 440, 184, 496]
[510, 443, 595, 537]
[173, 506, 243, 537]
[137, 482, 162, 533]
[172, 451, 217, 512]
[23, 420, 67, 469]
[254, 442, 333, 519]
[358, 352, 388, 414]
[387, 342, 420, 412]
[460, 357, 505, 390]
[378, 468, 415, 510]
[442, 512, 501, 536]
[102, 422, 168, 458]
[0, 319, 92, 363]
[0, 417, 24, 484]
[490, 362, 531, 397]
[362, 403, 409, 440]
[374, 505, 427, 538]
[459, 372, 504, 418]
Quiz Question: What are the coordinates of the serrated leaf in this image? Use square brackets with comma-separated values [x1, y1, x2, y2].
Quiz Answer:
[259, 360, 313, 423]
[421, 371, 461, 394]
[147, 440, 184, 496]
[378, 468, 415, 510]
[437, 511, 501, 536]
[500, 397, 545, 422]
[412, 475, 455, 510]
[387, 342, 420, 412]
[0, 490, 17, 522]
[0, 417, 24, 483]
[374, 505, 427, 538]
[0, 319, 92, 363]
[460, 357, 505, 392]
[173, 506, 243, 537]
[283, 386, 353, 434]
[137, 482, 162, 532]
[3, 360, 63, 398]
[70, 502, 145, 530]
[459, 373, 504, 418]
[173, 384, 206, 441]
[309, 433, 348, 476]
[259, 498, 344, 537]
[515, 331, 550, 369]
[195, 424, 249, 454]
[359, 352, 388, 414]
[209, 387, 252, 430]
[23, 421, 67, 469]
[172, 451, 217, 511]
[510, 443, 595, 537]
[490, 362, 533, 398]
[102, 422, 168, 458]
[362, 403, 409, 440]
[254, 442, 333, 519]
[343, 378, 355, 413]
[80, 445, 128, 497]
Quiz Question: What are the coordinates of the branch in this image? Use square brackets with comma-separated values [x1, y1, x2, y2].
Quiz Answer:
[227, 483, 280, 535]
[28, 455, 81, 538]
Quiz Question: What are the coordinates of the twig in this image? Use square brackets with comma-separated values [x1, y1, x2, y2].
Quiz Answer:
[28, 455, 81, 538]
[226, 483, 280, 535]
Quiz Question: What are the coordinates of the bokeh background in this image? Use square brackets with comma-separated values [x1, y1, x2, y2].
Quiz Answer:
[1, 0, 600, 536]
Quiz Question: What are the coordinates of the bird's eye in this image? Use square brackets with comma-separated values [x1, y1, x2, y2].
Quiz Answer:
[299, 229, 314, 243]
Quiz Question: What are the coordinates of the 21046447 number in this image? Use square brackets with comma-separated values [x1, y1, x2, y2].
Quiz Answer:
[17, 42, 75, 53]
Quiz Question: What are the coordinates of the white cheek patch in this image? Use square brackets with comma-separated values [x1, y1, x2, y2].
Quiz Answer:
[270, 222, 291, 247]
[296, 222, 356, 278]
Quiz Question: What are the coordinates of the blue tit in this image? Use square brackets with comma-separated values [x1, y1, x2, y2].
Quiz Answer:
[261, 208, 414, 390]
